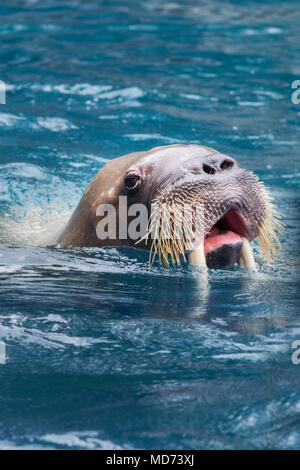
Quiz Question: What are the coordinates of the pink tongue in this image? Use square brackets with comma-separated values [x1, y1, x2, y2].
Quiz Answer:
[204, 227, 242, 255]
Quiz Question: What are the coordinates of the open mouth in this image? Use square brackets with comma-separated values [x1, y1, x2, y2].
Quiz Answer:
[189, 208, 257, 270]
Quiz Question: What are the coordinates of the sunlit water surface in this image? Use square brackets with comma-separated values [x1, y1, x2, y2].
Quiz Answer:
[0, 0, 299, 450]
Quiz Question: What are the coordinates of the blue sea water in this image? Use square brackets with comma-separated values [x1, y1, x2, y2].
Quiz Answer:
[0, 0, 299, 450]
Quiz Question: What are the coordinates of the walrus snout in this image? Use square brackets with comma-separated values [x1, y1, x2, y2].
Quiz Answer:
[183, 154, 237, 176]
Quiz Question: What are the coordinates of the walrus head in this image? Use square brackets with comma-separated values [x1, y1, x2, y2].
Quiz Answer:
[58, 144, 283, 270]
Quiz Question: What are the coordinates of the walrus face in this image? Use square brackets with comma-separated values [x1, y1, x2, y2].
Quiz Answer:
[57, 144, 283, 270]
[121, 145, 283, 270]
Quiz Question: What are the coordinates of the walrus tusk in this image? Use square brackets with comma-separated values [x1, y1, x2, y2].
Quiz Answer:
[238, 237, 257, 271]
[188, 241, 207, 268]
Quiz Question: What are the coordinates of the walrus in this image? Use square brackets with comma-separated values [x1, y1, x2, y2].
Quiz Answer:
[57, 144, 283, 270]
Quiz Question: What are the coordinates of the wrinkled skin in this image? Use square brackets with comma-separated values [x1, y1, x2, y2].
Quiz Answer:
[57, 144, 267, 269]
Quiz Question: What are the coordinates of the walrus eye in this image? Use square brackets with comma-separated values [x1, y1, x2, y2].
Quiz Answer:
[124, 174, 141, 193]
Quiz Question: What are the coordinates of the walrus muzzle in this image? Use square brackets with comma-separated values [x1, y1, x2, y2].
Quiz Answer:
[141, 167, 282, 270]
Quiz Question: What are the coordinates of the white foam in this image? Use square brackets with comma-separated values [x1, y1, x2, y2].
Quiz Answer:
[35, 117, 78, 132]
[39, 431, 124, 449]
[238, 101, 264, 107]
[1, 162, 47, 179]
[0, 112, 77, 132]
[0, 206, 71, 245]
[0, 323, 113, 350]
[98, 86, 144, 100]
[0, 112, 25, 127]
[180, 93, 204, 101]
[9, 83, 144, 103]
[125, 133, 182, 143]
[0, 440, 52, 450]
[31, 83, 112, 97]
[0, 265, 23, 273]
[266, 27, 282, 34]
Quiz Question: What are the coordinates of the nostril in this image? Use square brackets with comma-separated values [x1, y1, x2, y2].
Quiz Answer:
[203, 163, 216, 175]
[220, 159, 234, 171]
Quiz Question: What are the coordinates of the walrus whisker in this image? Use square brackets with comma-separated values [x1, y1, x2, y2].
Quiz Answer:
[254, 180, 284, 262]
